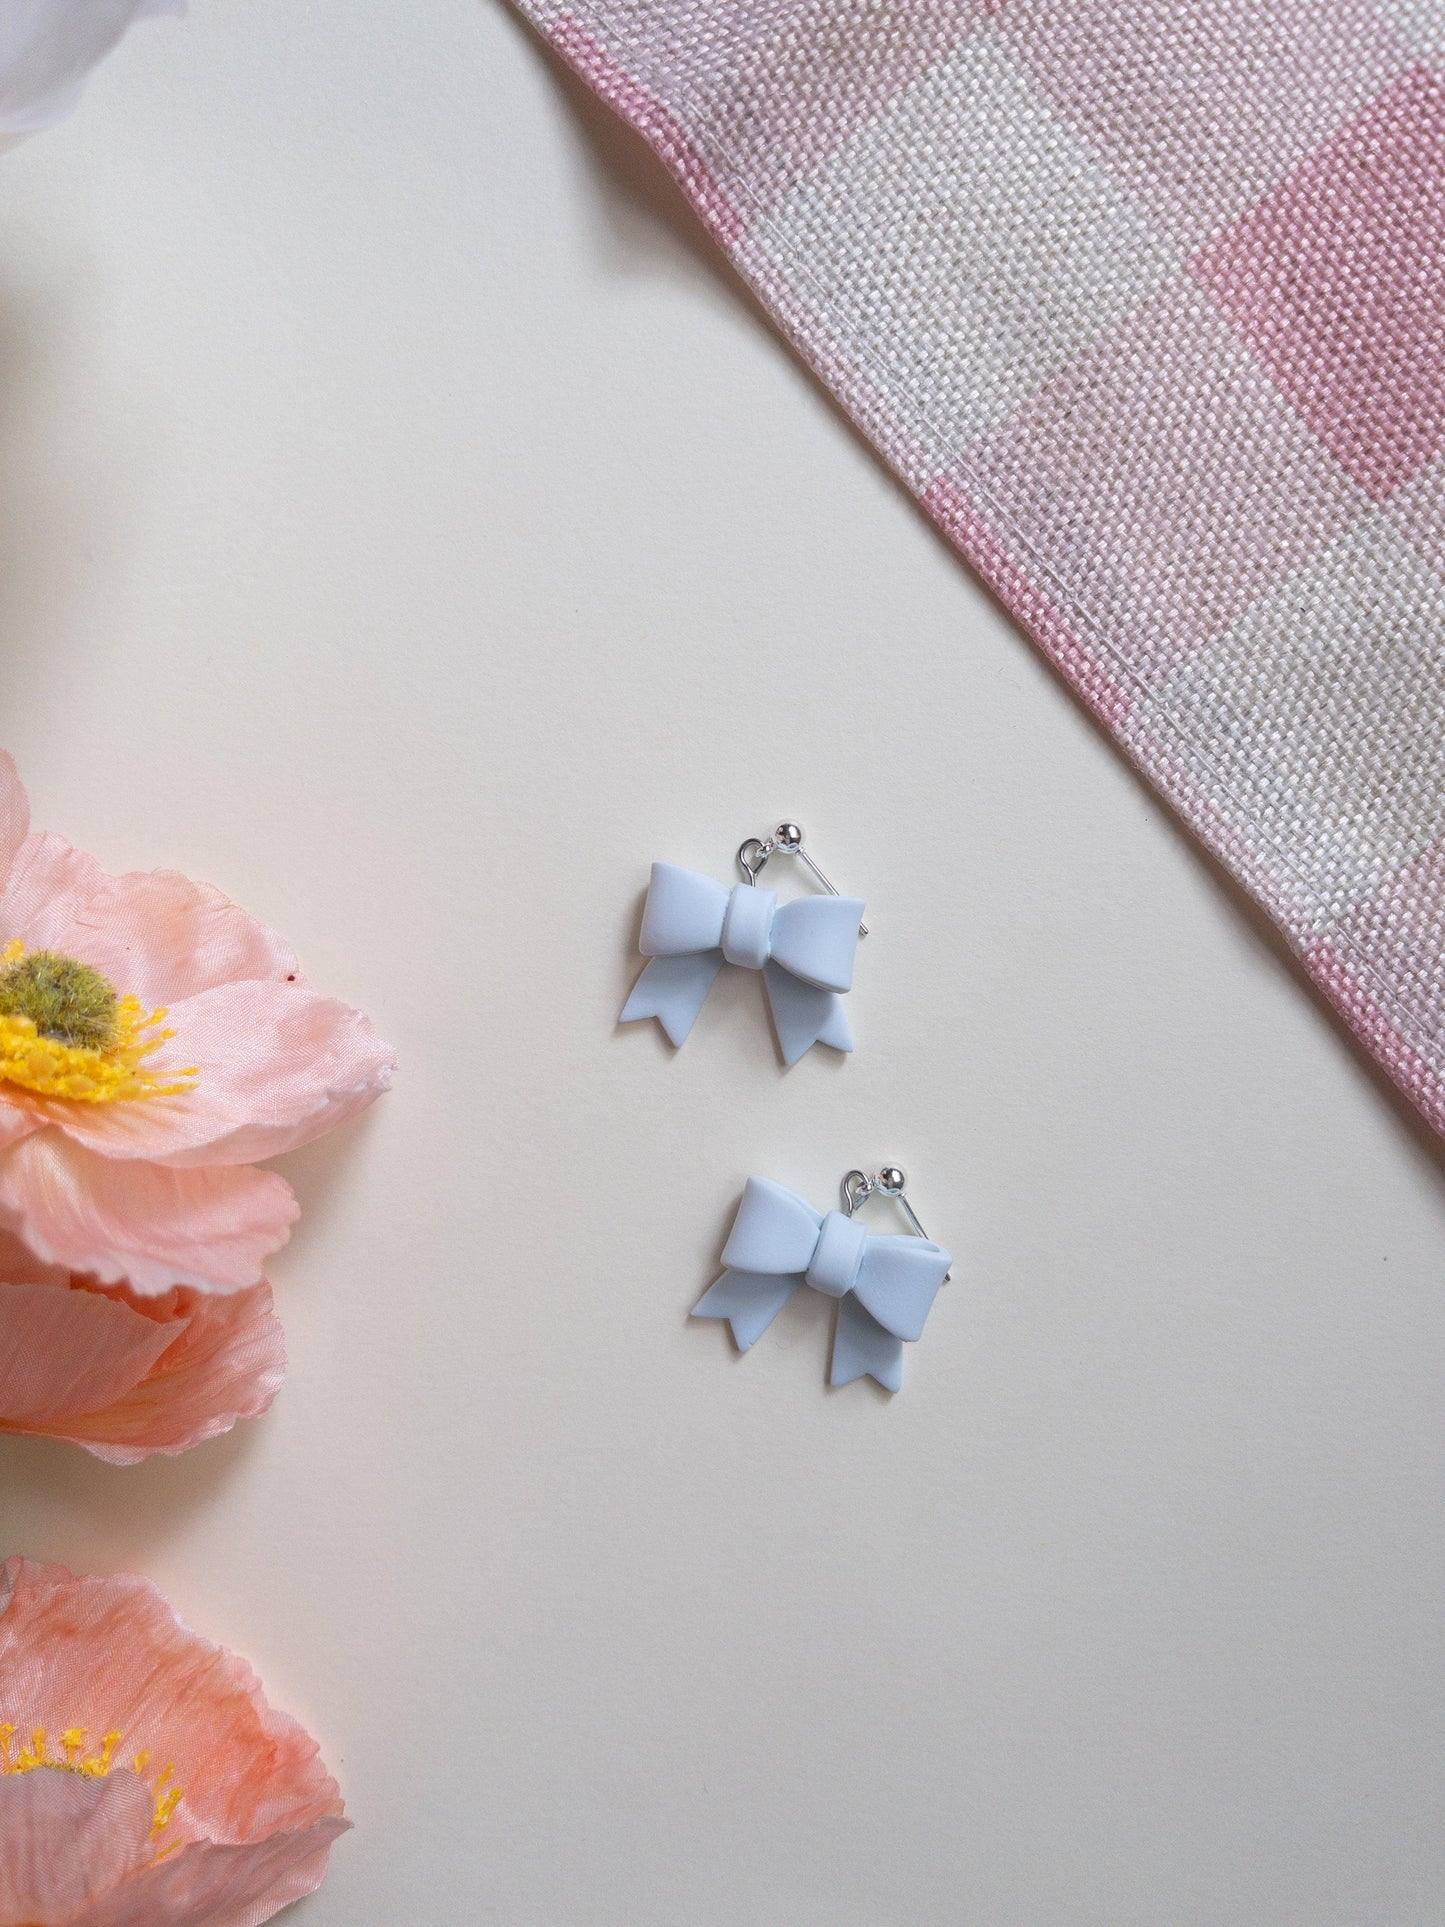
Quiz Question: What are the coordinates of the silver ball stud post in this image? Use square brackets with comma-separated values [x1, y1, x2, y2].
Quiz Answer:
[772, 822, 804, 853]
[876, 1166, 906, 1196]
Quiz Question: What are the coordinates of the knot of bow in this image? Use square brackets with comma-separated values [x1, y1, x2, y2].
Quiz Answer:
[620, 863, 864, 1065]
[692, 1178, 951, 1392]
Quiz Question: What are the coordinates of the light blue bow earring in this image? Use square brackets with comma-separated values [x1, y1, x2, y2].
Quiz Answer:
[620, 823, 867, 1065]
[693, 1166, 952, 1392]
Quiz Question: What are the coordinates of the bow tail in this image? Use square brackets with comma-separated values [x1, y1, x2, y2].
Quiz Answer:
[762, 961, 853, 1067]
[620, 952, 724, 1046]
[830, 1294, 905, 1393]
[693, 1268, 800, 1351]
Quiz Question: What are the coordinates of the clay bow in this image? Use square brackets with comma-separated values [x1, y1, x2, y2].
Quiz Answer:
[693, 1177, 950, 1391]
[620, 863, 864, 1065]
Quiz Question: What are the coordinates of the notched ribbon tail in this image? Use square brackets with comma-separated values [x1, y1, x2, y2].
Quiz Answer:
[620, 952, 724, 1046]
[692, 1269, 800, 1351]
[830, 1293, 905, 1393]
[762, 961, 853, 1067]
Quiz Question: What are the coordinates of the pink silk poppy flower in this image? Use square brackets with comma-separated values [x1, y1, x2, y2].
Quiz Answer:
[0, 751, 393, 1293]
[0, 1230, 283, 1462]
[0, 1558, 348, 1925]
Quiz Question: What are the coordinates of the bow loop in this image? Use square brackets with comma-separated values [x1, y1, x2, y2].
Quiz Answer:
[637, 863, 730, 958]
[721, 1176, 823, 1276]
[768, 894, 864, 993]
[852, 1235, 950, 1342]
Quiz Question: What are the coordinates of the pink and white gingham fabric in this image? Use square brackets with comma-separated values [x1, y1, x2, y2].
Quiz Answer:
[518, 1, 1445, 1133]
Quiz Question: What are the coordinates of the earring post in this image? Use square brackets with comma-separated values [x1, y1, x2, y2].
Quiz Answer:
[847, 1167, 951, 1281]
[739, 825, 868, 938]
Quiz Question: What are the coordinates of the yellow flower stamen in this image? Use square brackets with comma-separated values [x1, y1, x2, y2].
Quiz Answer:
[151, 1772, 183, 1838]
[0, 1713, 183, 1843]
[0, 941, 196, 1104]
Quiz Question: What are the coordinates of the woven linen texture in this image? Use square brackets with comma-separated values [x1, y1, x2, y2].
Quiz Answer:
[516, 0, 1445, 1134]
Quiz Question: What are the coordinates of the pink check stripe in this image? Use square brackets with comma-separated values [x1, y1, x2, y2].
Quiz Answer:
[517, 1, 1445, 1136]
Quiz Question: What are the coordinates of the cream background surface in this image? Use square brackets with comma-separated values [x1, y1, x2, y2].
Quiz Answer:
[1, 5, 1444, 1922]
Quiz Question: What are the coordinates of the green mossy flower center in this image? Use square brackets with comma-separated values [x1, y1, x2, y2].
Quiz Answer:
[0, 950, 119, 1050]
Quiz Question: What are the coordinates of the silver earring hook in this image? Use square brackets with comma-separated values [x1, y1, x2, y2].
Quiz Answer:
[841, 1166, 950, 1280]
[841, 1168, 874, 1215]
[735, 823, 868, 938]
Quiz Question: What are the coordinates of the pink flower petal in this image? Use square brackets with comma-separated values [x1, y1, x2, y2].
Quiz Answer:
[49, 979, 395, 1167]
[0, 1098, 42, 1152]
[70, 1816, 349, 1927]
[0, 1244, 285, 1460]
[0, 1226, 69, 1283]
[0, 1770, 152, 1921]
[0, 1560, 345, 1844]
[0, 1280, 178, 1424]
[0, 835, 301, 1009]
[0, 747, 28, 896]
[64, 1282, 286, 1464]
[0, 830, 110, 951]
[0, 1132, 298, 1293]
[52, 868, 302, 1011]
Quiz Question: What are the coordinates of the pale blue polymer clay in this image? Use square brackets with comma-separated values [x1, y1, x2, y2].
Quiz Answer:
[692, 1176, 951, 1392]
[620, 862, 864, 1065]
